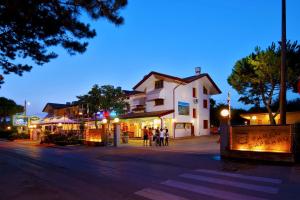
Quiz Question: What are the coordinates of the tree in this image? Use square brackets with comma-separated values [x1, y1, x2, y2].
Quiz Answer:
[0, 0, 127, 87]
[77, 84, 128, 128]
[0, 97, 23, 127]
[228, 41, 300, 124]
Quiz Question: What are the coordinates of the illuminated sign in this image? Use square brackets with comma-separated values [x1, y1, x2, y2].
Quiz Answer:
[230, 125, 291, 153]
[13, 115, 28, 126]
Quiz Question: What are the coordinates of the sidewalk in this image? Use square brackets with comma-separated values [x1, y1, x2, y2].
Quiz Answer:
[120, 135, 220, 154]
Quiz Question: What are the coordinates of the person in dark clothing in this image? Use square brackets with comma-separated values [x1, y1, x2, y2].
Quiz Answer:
[143, 126, 149, 146]
[164, 127, 169, 146]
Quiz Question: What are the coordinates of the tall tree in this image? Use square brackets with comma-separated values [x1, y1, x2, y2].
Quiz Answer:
[0, 97, 23, 126]
[228, 41, 300, 124]
[0, 0, 127, 87]
[77, 84, 128, 128]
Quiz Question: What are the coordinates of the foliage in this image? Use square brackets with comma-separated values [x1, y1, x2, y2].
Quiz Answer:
[0, 0, 127, 87]
[228, 41, 300, 124]
[77, 84, 129, 116]
[0, 97, 23, 127]
[210, 98, 247, 127]
[248, 98, 300, 113]
[41, 132, 82, 146]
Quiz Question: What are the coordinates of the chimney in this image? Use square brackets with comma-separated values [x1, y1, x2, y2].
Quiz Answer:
[195, 67, 201, 75]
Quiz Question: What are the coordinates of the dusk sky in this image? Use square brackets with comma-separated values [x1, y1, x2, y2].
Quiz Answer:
[1, 0, 300, 116]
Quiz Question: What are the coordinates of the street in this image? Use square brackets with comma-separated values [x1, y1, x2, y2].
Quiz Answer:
[1, 137, 300, 200]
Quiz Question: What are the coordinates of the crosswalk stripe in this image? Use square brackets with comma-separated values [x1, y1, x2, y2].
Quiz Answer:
[135, 188, 190, 200]
[195, 169, 282, 184]
[180, 173, 278, 194]
[162, 180, 268, 200]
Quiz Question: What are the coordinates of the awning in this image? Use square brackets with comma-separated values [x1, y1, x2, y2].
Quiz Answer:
[120, 110, 174, 119]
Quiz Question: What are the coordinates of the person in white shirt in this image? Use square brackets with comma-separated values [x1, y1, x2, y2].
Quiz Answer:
[159, 128, 164, 146]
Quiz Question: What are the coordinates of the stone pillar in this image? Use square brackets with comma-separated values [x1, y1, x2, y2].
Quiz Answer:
[114, 124, 121, 147]
[293, 123, 300, 162]
[220, 119, 230, 157]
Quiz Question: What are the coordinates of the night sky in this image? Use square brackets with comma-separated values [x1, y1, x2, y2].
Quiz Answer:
[1, 0, 299, 116]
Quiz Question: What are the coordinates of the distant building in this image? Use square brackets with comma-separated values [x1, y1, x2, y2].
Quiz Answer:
[120, 68, 221, 138]
[240, 111, 300, 125]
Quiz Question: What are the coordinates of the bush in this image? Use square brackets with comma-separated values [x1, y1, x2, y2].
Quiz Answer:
[41, 132, 82, 146]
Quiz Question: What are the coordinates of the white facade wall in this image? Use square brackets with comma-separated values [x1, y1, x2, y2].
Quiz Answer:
[128, 74, 213, 138]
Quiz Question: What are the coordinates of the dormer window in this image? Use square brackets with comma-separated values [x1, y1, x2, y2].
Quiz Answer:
[155, 80, 164, 89]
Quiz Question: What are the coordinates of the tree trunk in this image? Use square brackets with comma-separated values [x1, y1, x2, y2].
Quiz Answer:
[268, 112, 276, 125]
[94, 113, 98, 129]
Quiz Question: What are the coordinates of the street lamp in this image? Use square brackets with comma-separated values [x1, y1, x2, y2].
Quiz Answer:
[220, 109, 229, 118]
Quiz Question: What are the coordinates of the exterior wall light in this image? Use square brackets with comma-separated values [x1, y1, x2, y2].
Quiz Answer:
[102, 118, 108, 124]
[251, 116, 257, 120]
[7, 126, 11, 130]
[113, 118, 120, 123]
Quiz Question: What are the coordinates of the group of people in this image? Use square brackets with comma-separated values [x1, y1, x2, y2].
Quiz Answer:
[143, 126, 169, 146]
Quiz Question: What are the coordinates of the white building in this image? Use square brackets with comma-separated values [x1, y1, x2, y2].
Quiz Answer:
[120, 68, 221, 138]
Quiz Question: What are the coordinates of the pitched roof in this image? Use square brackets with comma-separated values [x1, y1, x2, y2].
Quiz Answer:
[122, 90, 144, 96]
[120, 110, 174, 119]
[132, 71, 221, 94]
[42, 103, 78, 112]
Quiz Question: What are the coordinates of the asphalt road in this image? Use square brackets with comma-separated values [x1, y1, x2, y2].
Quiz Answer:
[0, 139, 300, 200]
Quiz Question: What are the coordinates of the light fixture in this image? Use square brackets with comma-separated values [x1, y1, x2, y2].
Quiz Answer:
[251, 116, 257, 120]
[7, 126, 11, 130]
[102, 118, 108, 124]
[220, 109, 229, 117]
[58, 123, 62, 127]
[113, 118, 120, 123]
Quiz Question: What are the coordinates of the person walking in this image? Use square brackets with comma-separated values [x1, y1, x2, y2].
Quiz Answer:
[148, 127, 153, 146]
[159, 128, 164, 146]
[143, 126, 149, 146]
[164, 127, 169, 146]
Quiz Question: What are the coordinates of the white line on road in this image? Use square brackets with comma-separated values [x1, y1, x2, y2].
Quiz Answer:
[135, 188, 190, 200]
[162, 180, 268, 200]
[195, 169, 282, 184]
[180, 173, 278, 194]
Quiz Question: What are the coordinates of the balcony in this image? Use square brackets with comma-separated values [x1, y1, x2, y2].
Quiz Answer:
[132, 97, 146, 106]
[146, 89, 163, 101]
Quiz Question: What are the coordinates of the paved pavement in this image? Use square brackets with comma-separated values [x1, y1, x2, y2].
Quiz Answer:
[0, 136, 300, 200]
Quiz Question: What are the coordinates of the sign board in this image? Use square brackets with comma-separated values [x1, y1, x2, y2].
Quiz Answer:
[178, 102, 190, 115]
[12, 115, 28, 126]
[231, 125, 292, 153]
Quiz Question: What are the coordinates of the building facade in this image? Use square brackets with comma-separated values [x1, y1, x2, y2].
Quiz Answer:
[120, 69, 221, 138]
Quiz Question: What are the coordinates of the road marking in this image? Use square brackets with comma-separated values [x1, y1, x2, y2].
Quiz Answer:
[180, 173, 278, 194]
[135, 188, 189, 200]
[162, 180, 268, 200]
[195, 169, 282, 184]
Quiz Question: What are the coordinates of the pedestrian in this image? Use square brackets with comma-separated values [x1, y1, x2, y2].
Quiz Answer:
[155, 128, 160, 146]
[159, 128, 164, 146]
[164, 127, 169, 146]
[148, 127, 153, 146]
[143, 126, 149, 146]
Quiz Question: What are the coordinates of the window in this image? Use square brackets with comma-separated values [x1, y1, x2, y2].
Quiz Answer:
[203, 86, 208, 94]
[193, 108, 196, 118]
[154, 99, 164, 106]
[203, 99, 208, 108]
[192, 87, 196, 98]
[203, 120, 208, 129]
[155, 80, 164, 89]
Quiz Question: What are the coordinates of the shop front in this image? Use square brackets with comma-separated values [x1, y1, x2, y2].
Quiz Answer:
[120, 110, 174, 138]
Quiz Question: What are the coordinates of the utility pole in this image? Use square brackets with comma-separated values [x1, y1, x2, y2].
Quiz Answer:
[279, 0, 287, 125]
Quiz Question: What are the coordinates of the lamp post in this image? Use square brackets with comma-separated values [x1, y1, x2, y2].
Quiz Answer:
[279, 0, 287, 125]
